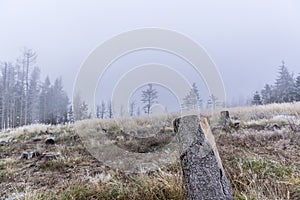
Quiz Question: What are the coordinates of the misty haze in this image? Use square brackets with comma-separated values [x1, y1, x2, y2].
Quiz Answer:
[0, 1, 299, 200]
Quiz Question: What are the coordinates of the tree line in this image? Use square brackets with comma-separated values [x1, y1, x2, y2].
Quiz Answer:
[0, 48, 69, 130]
[87, 84, 159, 119]
[252, 61, 300, 105]
[89, 82, 224, 119]
[2, 49, 298, 130]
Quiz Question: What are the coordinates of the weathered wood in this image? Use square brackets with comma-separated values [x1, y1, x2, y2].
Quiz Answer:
[174, 115, 234, 200]
[220, 111, 230, 126]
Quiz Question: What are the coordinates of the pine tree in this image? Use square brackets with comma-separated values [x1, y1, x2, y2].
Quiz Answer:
[67, 105, 74, 123]
[251, 91, 262, 105]
[0, 49, 70, 130]
[141, 84, 158, 115]
[274, 61, 296, 103]
[182, 83, 202, 110]
[80, 101, 89, 119]
[73, 93, 89, 120]
[28, 67, 40, 124]
[261, 84, 275, 104]
[39, 77, 51, 123]
[207, 94, 219, 109]
[51, 77, 69, 124]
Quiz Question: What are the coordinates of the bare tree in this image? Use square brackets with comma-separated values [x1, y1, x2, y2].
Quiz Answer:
[0, 62, 8, 129]
[0, 49, 70, 130]
[21, 48, 37, 125]
[141, 84, 158, 115]
[129, 100, 136, 116]
[136, 107, 141, 116]
[107, 101, 113, 118]
[99, 101, 106, 119]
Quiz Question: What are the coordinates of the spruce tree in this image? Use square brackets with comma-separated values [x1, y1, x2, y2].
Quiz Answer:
[252, 91, 262, 105]
[274, 61, 295, 103]
[182, 83, 202, 110]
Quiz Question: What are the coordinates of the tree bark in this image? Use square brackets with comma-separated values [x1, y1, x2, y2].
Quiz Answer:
[174, 115, 234, 200]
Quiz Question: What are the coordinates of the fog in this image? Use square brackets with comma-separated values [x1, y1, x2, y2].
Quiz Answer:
[0, 0, 299, 105]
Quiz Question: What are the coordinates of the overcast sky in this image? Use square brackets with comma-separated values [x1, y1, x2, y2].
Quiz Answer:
[0, 0, 299, 106]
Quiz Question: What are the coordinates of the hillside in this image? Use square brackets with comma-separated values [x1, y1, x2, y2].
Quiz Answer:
[0, 103, 300, 200]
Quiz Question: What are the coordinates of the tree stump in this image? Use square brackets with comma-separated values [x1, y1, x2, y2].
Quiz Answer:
[173, 115, 234, 200]
[220, 111, 230, 126]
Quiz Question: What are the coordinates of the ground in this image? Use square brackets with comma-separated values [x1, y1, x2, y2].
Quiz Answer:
[0, 103, 299, 200]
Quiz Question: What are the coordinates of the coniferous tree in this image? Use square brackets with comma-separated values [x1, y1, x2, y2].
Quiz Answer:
[207, 94, 219, 109]
[73, 93, 89, 120]
[67, 105, 74, 123]
[0, 49, 70, 130]
[28, 67, 40, 124]
[182, 83, 202, 110]
[274, 61, 295, 103]
[51, 77, 69, 124]
[252, 91, 262, 105]
[39, 77, 51, 124]
[261, 84, 274, 104]
[80, 101, 90, 119]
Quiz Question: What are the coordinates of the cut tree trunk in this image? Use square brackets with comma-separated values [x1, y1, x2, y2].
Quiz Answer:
[173, 115, 234, 200]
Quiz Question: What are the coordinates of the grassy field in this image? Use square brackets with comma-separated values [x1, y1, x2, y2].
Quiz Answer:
[0, 102, 299, 200]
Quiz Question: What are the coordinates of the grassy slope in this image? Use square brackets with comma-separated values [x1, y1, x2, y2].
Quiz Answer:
[0, 102, 299, 200]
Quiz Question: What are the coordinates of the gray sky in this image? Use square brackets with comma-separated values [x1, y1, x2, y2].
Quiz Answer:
[0, 0, 299, 106]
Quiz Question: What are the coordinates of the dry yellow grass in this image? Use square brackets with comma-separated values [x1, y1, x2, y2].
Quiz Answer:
[0, 102, 299, 199]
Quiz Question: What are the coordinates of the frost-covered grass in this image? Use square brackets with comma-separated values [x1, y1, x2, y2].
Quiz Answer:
[0, 102, 300, 199]
[225, 102, 300, 121]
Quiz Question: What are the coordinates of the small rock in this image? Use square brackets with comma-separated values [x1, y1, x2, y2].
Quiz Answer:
[38, 130, 47, 136]
[266, 123, 280, 130]
[0, 140, 8, 146]
[70, 135, 79, 140]
[20, 152, 30, 159]
[32, 137, 42, 142]
[231, 115, 239, 120]
[41, 152, 60, 160]
[232, 121, 240, 129]
[0, 138, 10, 143]
[45, 137, 55, 145]
[31, 151, 41, 158]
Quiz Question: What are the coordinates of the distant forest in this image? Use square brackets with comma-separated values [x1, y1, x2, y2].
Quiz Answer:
[252, 61, 300, 105]
[0, 49, 69, 130]
[1, 49, 300, 130]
